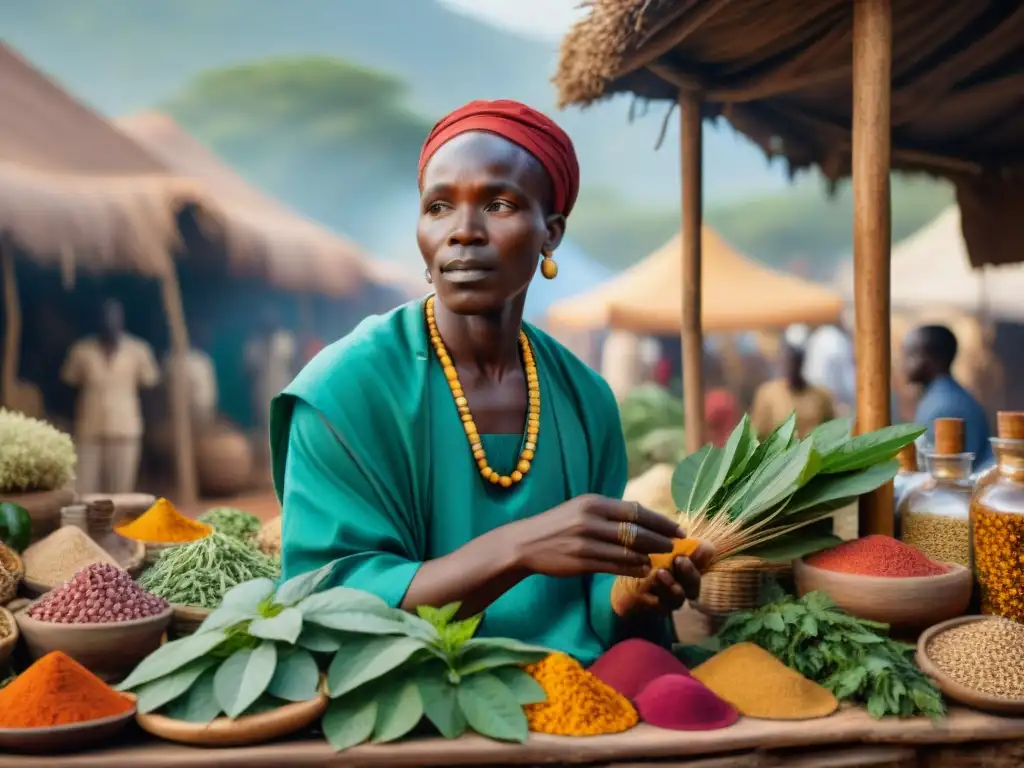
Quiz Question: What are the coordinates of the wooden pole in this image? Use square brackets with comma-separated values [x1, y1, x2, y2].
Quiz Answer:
[679, 91, 705, 452]
[852, 0, 893, 536]
[160, 270, 198, 508]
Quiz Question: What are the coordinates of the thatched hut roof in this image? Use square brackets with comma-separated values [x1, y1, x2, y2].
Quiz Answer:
[554, 2, 1024, 267]
[117, 112, 415, 296]
[0, 43, 219, 277]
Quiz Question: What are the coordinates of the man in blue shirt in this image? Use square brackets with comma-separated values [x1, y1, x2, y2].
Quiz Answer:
[902, 324, 993, 468]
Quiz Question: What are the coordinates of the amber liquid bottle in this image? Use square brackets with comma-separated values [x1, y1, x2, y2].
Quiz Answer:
[970, 411, 1024, 623]
[900, 418, 974, 568]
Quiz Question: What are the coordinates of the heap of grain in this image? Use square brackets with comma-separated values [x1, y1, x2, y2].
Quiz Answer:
[928, 619, 1024, 700]
[22, 527, 118, 587]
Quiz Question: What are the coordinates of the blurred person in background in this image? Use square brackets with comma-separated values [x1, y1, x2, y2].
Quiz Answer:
[902, 324, 992, 468]
[751, 341, 835, 438]
[163, 323, 218, 431]
[803, 312, 856, 417]
[61, 299, 160, 493]
[245, 307, 297, 434]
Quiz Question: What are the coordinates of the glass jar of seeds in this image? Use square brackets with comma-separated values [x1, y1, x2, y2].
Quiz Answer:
[971, 412, 1024, 623]
[900, 418, 974, 568]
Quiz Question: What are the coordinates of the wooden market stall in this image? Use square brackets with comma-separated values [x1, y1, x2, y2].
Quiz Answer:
[546, 226, 844, 333]
[555, 0, 1024, 535]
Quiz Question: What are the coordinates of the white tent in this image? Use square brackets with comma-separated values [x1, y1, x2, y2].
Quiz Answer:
[833, 206, 1024, 320]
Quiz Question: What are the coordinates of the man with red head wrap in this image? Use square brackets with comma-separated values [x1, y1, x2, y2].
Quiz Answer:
[272, 100, 710, 667]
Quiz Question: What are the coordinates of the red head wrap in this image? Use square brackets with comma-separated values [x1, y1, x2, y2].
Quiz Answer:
[418, 99, 580, 217]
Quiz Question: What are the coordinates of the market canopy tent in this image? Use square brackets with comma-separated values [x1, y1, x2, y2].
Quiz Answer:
[547, 227, 844, 333]
[116, 112, 415, 298]
[834, 206, 1024, 320]
[524, 239, 612, 322]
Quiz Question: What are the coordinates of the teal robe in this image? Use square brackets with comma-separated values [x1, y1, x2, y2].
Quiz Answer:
[271, 298, 669, 664]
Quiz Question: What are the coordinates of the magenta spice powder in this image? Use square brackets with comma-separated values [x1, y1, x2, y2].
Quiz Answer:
[588, 638, 691, 700]
[635, 674, 739, 731]
[28, 563, 168, 624]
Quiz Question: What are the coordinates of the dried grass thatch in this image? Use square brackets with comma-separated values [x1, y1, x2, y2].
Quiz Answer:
[118, 112, 415, 297]
[555, 1, 1024, 267]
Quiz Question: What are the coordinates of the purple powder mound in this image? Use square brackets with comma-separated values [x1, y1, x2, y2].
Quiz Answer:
[28, 562, 168, 624]
[635, 674, 739, 731]
[588, 638, 691, 700]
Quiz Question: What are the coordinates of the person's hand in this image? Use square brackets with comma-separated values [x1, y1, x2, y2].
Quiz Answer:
[506, 494, 685, 579]
[610, 540, 715, 617]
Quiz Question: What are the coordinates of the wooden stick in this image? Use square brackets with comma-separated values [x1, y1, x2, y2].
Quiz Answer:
[159, 270, 198, 508]
[852, 0, 894, 537]
[679, 90, 705, 451]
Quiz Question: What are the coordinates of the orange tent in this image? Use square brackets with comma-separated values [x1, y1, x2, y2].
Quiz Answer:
[546, 228, 844, 333]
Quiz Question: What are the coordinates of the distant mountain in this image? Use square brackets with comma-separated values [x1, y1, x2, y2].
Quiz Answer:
[0, 0, 788, 205]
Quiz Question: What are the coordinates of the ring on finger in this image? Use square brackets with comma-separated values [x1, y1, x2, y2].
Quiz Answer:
[630, 501, 640, 524]
[618, 521, 639, 549]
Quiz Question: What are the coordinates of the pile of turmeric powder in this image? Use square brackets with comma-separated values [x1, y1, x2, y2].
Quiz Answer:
[523, 653, 638, 736]
[115, 498, 211, 544]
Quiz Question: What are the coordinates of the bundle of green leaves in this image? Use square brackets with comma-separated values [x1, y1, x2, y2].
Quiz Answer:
[671, 414, 925, 563]
[705, 589, 945, 719]
[118, 562, 550, 750]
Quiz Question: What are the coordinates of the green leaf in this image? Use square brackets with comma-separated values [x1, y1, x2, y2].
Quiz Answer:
[327, 635, 426, 698]
[296, 624, 342, 653]
[671, 444, 711, 511]
[441, 614, 483, 651]
[456, 647, 550, 676]
[740, 438, 814, 518]
[162, 667, 222, 723]
[741, 526, 842, 563]
[749, 413, 797, 468]
[820, 424, 926, 474]
[687, 445, 725, 512]
[323, 691, 377, 751]
[268, 648, 320, 702]
[725, 416, 760, 484]
[416, 666, 467, 739]
[372, 679, 424, 743]
[416, 603, 460, 629]
[763, 611, 785, 632]
[219, 577, 277, 611]
[788, 461, 900, 515]
[274, 560, 338, 606]
[306, 609, 413, 637]
[298, 585, 390, 618]
[249, 607, 304, 644]
[117, 630, 228, 691]
[456, 672, 529, 743]
[214, 641, 278, 718]
[808, 418, 853, 457]
[491, 667, 546, 705]
[134, 656, 218, 714]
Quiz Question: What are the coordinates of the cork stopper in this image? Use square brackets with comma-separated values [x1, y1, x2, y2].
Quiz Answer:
[933, 418, 964, 455]
[897, 442, 917, 472]
[997, 411, 1024, 440]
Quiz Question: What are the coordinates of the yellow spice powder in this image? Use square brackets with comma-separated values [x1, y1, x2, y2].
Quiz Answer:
[115, 498, 212, 543]
[523, 653, 638, 736]
[692, 643, 838, 720]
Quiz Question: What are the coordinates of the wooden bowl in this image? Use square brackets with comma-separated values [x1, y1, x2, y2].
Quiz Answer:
[14, 601, 172, 682]
[169, 604, 211, 638]
[0, 693, 136, 754]
[0, 607, 19, 666]
[136, 692, 327, 747]
[793, 558, 972, 631]
[916, 615, 1024, 715]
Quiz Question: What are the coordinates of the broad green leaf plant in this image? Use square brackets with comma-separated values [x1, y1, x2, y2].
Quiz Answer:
[670, 414, 925, 564]
[119, 561, 550, 750]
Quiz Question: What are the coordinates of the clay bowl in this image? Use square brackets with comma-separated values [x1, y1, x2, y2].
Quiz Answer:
[0, 693, 136, 754]
[916, 615, 1024, 716]
[169, 604, 212, 638]
[0, 607, 19, 667]
[792, 558, 972, 632]
[14, 600, 172, 682]
[136, 692, 328, 747]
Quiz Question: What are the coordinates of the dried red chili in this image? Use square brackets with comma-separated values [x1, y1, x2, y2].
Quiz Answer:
[807, 535, 948, 577]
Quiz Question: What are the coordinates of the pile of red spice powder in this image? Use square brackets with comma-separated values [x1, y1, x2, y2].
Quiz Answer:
[806, 535, 949, 577]
[588, 638, 690, 699]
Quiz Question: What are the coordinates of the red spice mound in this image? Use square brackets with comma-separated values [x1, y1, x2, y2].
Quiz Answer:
[635, 674, 739, 731]
[806, 535, 948, 577]
[28, 563, 168, 624]
[0, 651, 134, 728]
[588, 638, 690, 700]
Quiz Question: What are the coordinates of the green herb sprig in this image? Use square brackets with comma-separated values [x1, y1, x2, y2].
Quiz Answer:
[118, 562, 550, 751]
[705, 588, 945, 719]
[198, 507, 262, 544]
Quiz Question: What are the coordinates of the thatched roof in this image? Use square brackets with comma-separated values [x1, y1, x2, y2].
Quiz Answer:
[555, 2, 1024, 267]
[117, 112, 415, 296]
[0, 43, 219, 277]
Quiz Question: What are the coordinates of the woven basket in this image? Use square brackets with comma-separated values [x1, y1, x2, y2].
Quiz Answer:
[0, 544, 24, 581]
[697, 555, 793, 614]
[0, 606, 18, 666]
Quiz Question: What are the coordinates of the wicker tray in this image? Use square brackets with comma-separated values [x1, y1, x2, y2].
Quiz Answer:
[698, 555, 792, 614]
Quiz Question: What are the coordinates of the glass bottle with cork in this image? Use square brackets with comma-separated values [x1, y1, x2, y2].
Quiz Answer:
[899, 418, 974, 567]
[971, 411, 1024, 622]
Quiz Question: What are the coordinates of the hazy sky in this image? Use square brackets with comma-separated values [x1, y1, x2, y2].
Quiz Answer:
[438, 0, 585, 40]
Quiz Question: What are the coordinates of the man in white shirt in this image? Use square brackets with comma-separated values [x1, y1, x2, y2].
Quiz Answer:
[245, 309, 297, 433]
[61, 299, 160, 494]
[803, 316, 856, 417]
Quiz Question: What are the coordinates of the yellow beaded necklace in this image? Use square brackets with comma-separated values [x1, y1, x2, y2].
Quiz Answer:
[425, 295, 539, 488]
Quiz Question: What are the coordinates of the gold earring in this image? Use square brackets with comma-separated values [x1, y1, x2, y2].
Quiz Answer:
[540, 249, 558, 280]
